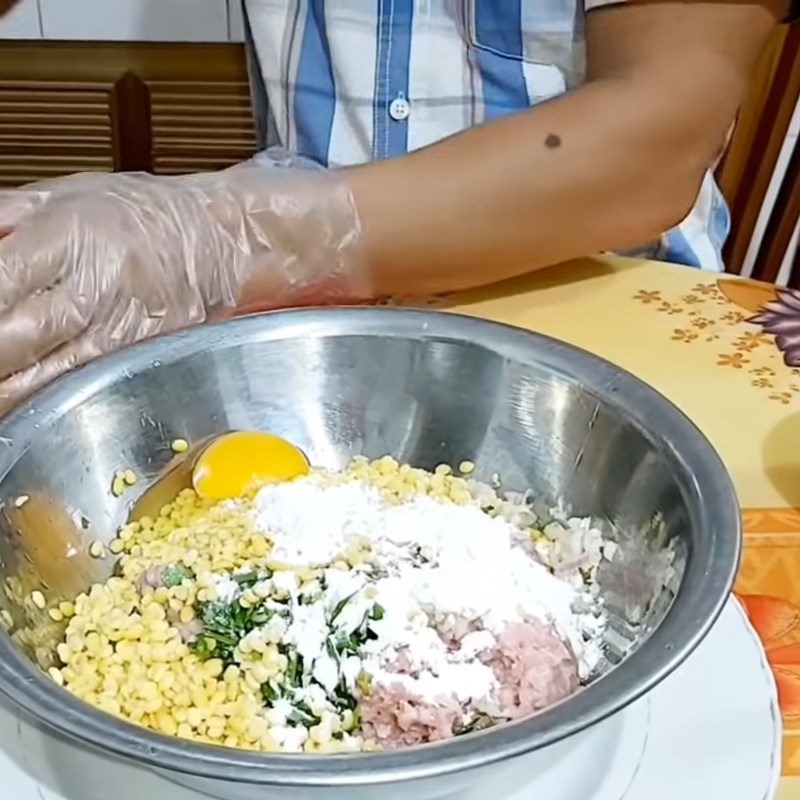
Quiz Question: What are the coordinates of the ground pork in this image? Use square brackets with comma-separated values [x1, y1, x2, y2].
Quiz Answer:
[172, 615, 204, 643]
[360, 685, 462, 748]
[136, 565, 166, 593]
[480, 620, 579, 718]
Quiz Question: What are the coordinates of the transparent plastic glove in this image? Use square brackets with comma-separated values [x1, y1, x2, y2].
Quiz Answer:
[0, 151, 366, 415]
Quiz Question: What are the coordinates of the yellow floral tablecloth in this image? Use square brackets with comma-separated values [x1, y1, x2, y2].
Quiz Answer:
[443, 255, 800, 799]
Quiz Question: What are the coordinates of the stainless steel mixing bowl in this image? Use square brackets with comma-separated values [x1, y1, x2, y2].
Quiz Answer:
[0, 308, 739, 800]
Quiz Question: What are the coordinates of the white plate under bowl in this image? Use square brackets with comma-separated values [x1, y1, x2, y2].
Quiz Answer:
[0, 599, 780, 800]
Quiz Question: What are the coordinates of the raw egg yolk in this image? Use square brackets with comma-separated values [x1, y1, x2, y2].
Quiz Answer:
[192, 431, 309, 500]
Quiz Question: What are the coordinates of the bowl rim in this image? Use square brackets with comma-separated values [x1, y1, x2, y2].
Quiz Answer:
[0, 307, 741, 786]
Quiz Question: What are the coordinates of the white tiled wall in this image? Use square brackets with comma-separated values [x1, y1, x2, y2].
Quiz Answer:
[39, 0, 227, 41]
[0, 0, 245, 41]
[0, 0, 42, 39]
[228, 0, 244, 42]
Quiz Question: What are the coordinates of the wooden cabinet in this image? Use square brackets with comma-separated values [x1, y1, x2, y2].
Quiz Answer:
[0, 41, 256, 187]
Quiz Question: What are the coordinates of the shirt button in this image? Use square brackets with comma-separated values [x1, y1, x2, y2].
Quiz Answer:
[389, 94, 410, 121]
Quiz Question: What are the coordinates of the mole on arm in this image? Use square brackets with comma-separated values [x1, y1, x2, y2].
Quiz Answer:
[544, 134, 562, 149]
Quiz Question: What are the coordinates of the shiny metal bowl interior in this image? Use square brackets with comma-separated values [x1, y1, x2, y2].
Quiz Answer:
[0, 308, 739, 788]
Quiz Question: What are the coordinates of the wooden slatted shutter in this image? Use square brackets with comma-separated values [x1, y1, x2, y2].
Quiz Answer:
[149, 79, 256, 175]
[0, 42, 256, 188]
[0, 81, 116, 186]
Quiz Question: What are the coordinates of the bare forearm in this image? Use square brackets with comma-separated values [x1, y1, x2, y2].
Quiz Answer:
[348, 80, 722, 297]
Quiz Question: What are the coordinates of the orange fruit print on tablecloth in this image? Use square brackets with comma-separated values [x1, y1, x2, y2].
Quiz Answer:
[739, 593, 800, 723]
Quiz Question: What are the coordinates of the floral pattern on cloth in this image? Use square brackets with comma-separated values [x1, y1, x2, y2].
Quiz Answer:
[750, 288, 800, 369]
[632, 279, 800, 405]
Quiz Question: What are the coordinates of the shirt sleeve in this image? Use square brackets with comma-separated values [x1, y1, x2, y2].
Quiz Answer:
[585, 0, 798, 21]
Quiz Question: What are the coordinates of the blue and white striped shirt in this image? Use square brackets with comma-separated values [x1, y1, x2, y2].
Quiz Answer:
[244, 0, 730, 271]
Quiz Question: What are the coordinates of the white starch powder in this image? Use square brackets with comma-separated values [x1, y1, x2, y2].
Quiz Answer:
[251, 478, 605, 706]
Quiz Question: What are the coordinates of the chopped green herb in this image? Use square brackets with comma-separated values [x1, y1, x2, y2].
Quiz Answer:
[285, 650, 304, 686]
[325, 639, 339, 662]
[191, 635, 218, 660]
[261, 681, 282, 703]
[233, 571, 262, 589]
[288, 702, 320, 727]
[335, 632, 362, 657]
[330, 592, 356, 624]
[335, 605, 382, 655]
[248, 606, 274, 626]
[332, 676, 357, 711]
[163, 563, 195, 588]
[189, 599, 272, 667]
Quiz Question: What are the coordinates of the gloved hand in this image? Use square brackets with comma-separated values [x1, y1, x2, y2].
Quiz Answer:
[0, 151, 366, 415]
